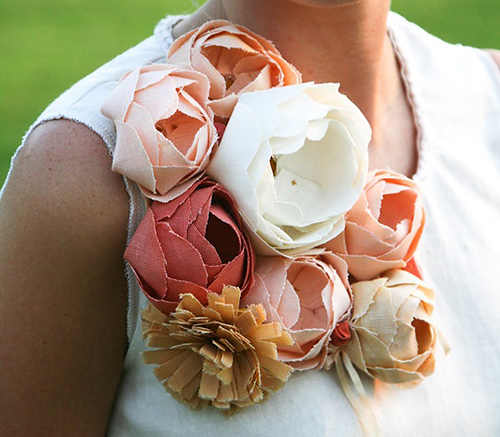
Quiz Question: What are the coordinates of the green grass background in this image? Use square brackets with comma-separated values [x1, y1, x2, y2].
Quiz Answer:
[1, 0, 498, 186]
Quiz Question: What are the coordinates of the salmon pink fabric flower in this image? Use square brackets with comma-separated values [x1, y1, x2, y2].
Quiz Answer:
[207, 83, 371, 255]
[167, 20, 301, 118]
[324, 170, 425, 280]
[125, 179, 254, 315]
[242, 253, 351, 370]
[101, 64, 217, 201]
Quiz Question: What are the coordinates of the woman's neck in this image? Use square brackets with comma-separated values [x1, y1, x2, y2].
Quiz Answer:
[174, 0, 417, 176]
[177, 0, 393, 123]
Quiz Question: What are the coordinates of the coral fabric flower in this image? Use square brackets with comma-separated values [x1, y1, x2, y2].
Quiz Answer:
[207, 83, 371, 255]
[125, 178, 254, 315]
[324, 170, 425, 280]
[342, 269, 438, 386]
[242, 253, 351, 370]
[167, 20, 301, 118]
[142, 286, 293, 411]
[101, 64, 217, 201]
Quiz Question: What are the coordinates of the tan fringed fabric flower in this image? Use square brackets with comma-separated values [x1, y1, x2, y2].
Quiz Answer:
[142, 286, 294, 411]
[342, 269, 438, 386]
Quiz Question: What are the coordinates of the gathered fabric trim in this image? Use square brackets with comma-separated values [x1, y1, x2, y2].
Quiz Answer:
[386, 14, 427, 185]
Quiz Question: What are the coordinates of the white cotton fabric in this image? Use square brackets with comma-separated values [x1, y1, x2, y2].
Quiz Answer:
[6, 12, 500, 437]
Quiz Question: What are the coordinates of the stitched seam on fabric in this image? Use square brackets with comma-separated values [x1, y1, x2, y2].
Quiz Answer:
[387, 13, 427, 184]
[154, 15, 187, 54]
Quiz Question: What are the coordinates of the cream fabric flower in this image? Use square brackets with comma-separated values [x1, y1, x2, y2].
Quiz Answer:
[207, 83, 371, 255]
[101, 64, 217, 201]
[167, 20, 301, 118]
[343, 269, 438, 386]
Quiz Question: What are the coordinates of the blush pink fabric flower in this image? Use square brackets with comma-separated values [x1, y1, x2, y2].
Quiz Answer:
[125, 178, 254, 315]
[167, 20, 301, 118]
[324, 170, 425, 281]
[101, 64, 217, 201]
[242, 253, 351, 370]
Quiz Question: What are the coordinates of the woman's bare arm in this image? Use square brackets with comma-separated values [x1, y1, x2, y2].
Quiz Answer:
[0, 120, 129, 436]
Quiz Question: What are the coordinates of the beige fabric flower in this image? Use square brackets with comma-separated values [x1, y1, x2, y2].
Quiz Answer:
[167, 20, 301, 118]
[324, 170, 425, 280]
[342, 269, 438, 386]
[142, 286, 293, 411]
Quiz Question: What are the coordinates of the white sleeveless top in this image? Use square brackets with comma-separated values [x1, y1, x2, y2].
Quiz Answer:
[10, 12, 500, 437]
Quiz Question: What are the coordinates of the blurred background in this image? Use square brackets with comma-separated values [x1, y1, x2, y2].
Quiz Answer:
[1, 0, 499, 186]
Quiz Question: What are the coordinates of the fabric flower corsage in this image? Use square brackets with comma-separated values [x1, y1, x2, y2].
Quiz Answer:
[102, 17, 448, 431]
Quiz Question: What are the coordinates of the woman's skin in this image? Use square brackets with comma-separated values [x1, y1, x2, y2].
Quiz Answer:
[0, 122, 130, 436]
[177, 0, 418, 176]
[0, 1, 498, 435]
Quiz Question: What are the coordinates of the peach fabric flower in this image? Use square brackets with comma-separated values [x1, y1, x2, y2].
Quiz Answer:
[167, 20, 301, 118]
[324, 170, 425, 280]
[142, 286, 293, 411]
[101, 64, 217, 201]
[207, 83, 371, 255]
[242, 253, 351, 370]
[342, 269, 438, 386]
[125, 178, 254, 315]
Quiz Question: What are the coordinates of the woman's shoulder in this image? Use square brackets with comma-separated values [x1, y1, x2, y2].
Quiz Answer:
[4, 15, 183, 224]
[2, 118, 130, 276]
[0, 119, 131, 435]
[11, 119, 128, 217]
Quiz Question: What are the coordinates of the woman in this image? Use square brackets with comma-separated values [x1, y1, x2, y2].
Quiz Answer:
[1, 0, 499, 435]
